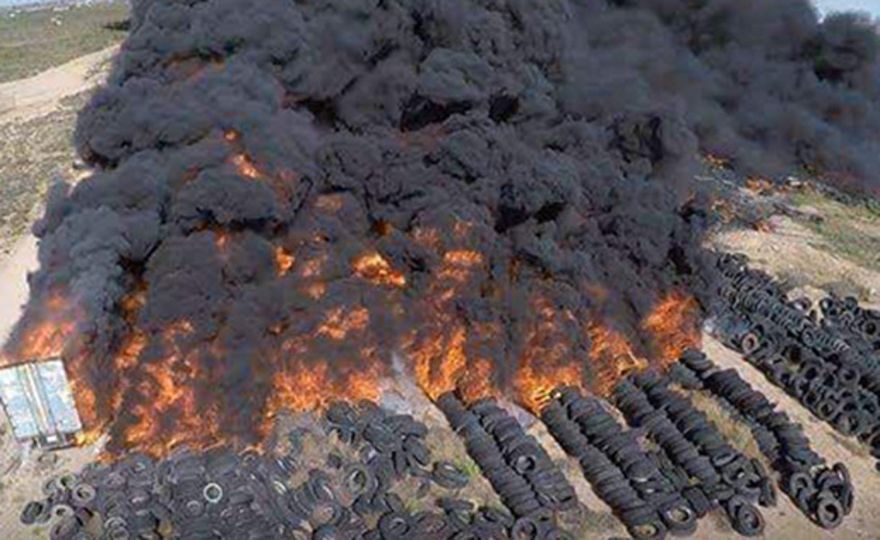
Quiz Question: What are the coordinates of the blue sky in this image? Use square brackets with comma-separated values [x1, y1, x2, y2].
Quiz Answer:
[815, 0, 880, 16]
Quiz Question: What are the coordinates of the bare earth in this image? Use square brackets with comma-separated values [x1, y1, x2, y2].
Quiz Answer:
[712, 212, 880, 308]
[0, 45, 117, 124]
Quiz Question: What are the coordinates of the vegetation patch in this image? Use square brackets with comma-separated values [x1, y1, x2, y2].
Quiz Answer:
[0, 92, 90, 254]
[788, 188, 880, 274]
[0, 1, 128, 83]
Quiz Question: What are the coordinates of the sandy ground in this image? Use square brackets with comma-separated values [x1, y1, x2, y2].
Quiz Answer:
[712, 214, 880, 308]
[0, 45, 117, 124]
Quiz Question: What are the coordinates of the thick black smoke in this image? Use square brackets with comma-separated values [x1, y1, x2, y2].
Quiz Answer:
[5, 0, 878, 454]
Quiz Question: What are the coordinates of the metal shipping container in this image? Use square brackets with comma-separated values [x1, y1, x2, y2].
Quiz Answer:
[0, 358, 82, 448]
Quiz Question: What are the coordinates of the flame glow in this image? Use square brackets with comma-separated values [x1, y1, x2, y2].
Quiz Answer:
[642, 291, 701, 370]
[406, 243, 495, 403]
[589, 322, 646, 396]
[274, 246, 295, 276]
[119, 319, 224, 456]
[231, 153, 262, 180]
[4, 293, 78, 363]
[514, 296, 585, 413]
[353, 252, 406, 288]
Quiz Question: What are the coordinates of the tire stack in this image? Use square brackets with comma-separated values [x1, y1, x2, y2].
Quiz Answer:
[21, 447, 298, 539]
[714, 254, 880, 470]
[26, 399, 559, 539]
[679, 350, 855, 530]
[540, 387, 697, 540]
[613, 371, 773, 537]
[818, 296, 880, 357]
[818, 296, 880, 469]
[323, 400, 437, 503]
[436, 392, 576, 538]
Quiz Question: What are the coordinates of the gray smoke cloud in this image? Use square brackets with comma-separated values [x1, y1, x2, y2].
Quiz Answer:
[4, 0, 877, 455]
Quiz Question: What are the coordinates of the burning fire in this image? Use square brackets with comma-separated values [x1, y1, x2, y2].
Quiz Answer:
[642, 291, 701, 370]
[2, 293, 79, 364]
[353, 252, 406, 288]
[514, 296, 585, 413]
[119, 319, 226, 456]
[406, 242, 496, 402]
[704, 153, 730, 169]
[413, 325, 468, 401]
[266, 360, 380, 419]
[318, 307, 370, 340]
[274, 246, 295, 276]
[589, 322, 646, 396]
[230, 153, 262, 180]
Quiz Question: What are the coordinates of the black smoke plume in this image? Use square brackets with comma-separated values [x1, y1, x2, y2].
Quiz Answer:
[4, 0, 878, 455]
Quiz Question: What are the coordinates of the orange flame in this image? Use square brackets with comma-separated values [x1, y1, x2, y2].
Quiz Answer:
[117, 319, 225, 457]
[589, 322, 646, 396]
[274, 246, 295, 276]
[7, 293, 79, 363]
[267, 360, 380, 417]
[318, 307, 370, 340]
[413, 325, 468, 401]
[704, 153, 730, 169]
[642, 291, 701, 370]
[516, 360, 583, 413]
[438, 250, 484, 282]
[231, 153, 261, 180]
[353, 252, 406, 288]
[514, 296, 585, 413]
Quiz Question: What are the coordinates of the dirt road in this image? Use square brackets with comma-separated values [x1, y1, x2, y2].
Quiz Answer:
[0, 44, 116, 124]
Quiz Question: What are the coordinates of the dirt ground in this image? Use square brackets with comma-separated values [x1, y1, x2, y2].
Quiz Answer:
[713, 214, 880, 309]
[0, 44, 117, 124]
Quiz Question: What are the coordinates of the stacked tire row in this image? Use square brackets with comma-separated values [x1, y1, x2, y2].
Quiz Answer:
[436, 392, 576, 538]
[818, 296, 880, 398]
[818, 295, 880, 356]
[23, 399, 560, 539]
[715, 254, 880, 471]
[678, 350, 855, 530]
[613, 371, 774, 537]
[21, 447, 304, 539]
[716, 253, 847, 357]
[541, 387, 696, 540]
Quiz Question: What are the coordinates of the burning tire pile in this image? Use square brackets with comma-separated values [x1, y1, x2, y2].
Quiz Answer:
[714, 253, 880, 472]
[677, 350, 854, 530]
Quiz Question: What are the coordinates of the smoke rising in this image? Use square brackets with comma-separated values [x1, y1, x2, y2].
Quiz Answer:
[4, 0, 879, 455]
